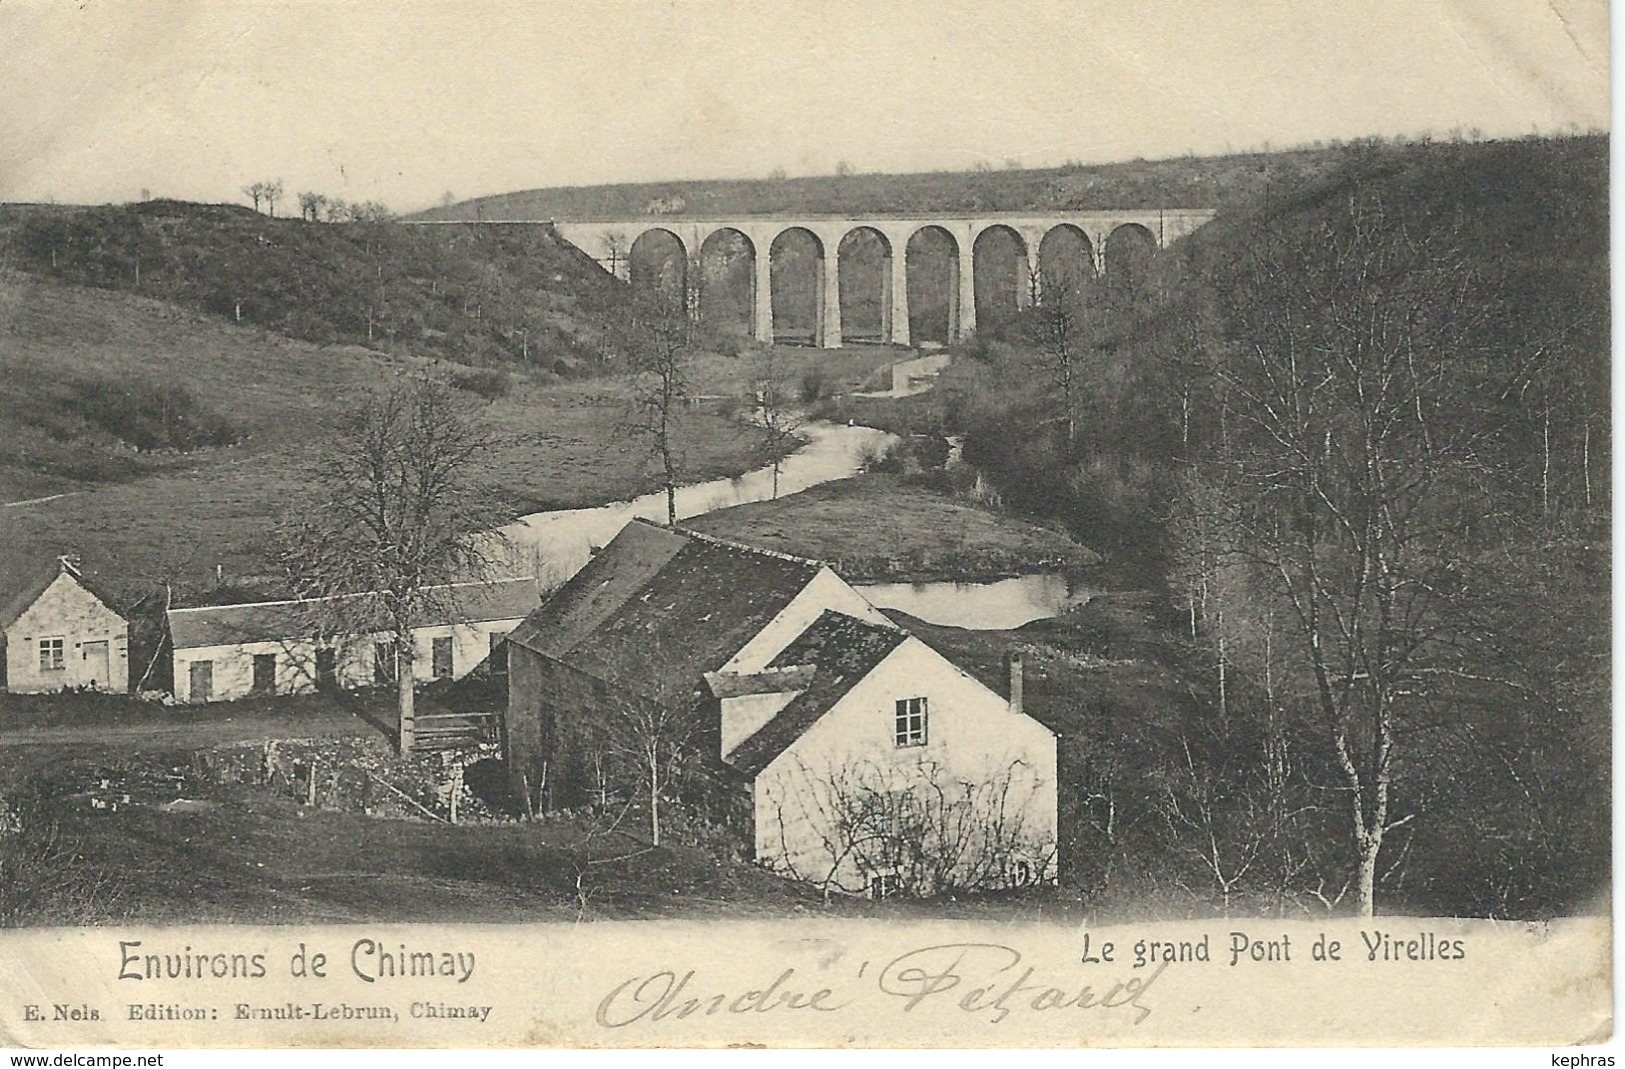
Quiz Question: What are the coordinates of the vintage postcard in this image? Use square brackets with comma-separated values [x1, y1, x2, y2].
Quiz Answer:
[0, 0, 1611, 1056]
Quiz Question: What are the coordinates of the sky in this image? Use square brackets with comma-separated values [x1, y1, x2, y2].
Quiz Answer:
[1, 0, 1610, 213]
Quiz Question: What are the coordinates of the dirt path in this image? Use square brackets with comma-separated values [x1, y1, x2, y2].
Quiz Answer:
[1, 490, 83, 508]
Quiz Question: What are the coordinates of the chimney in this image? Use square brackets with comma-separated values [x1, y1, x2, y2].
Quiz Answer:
[1007, 650, 1024, 716]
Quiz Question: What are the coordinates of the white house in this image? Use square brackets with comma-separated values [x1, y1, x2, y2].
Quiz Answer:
[168, 578, 539, 704]
[504, 519, 1057, 897]
[716, 612, 1057, 897]
[0, 557, 129, 694]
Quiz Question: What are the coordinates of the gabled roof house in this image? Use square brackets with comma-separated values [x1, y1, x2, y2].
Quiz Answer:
[1, 556, 129, 694]
[505, 519, 1057, 896]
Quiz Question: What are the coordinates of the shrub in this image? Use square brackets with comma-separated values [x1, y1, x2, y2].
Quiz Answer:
[449, 365, 512, 400]
[799, 367, 831, 404]
[904, 435, 950, 470]
[68, 375, 241, 452]
[858, 441, 905, 475]
[0, 784, 126, 926]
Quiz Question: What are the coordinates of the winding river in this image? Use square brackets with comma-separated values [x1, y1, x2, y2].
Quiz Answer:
[499, 421, 895, 588]
[499, 417, 1091, 631]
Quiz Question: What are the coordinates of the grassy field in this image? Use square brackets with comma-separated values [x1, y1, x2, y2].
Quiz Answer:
[0, 274, 899, 605]
[688, 473, 1098, 582]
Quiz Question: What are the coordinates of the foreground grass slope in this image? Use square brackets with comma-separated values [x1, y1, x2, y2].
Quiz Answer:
[0, 703, 1076, 925]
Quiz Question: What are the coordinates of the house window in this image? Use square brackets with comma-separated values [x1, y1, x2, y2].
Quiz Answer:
[893, 697, 928, 747]
[38, 638, 65, 672]
[431, 636, 453, 679]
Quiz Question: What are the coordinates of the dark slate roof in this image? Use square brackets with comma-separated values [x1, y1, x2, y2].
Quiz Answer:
[167, 578, 539, 650]
[505, 519, 824, 707]
[0, 558, 122, 630]
[728, 610, 908, 777]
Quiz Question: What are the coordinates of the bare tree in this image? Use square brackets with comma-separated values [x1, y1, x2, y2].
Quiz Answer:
[264, 179, 285, 218]
[1200, 192, 1508, 916]
[619, 289, 694, 526]
[600, 230, 629, 278]
[349, 200, 395, 224]
[561, 794, 651, 920]
[763, 755, 1055, 900]
[276, 377, 515, 752]
[241, 181, 268, 213]
[605, 690, 698, 848]
[298, 191, 327, 222]
[752, 348, 804, 498]
[1023, 267, 1090, 451]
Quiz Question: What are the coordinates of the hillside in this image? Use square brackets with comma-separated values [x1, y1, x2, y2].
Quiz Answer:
[951, 133, 1610, 568]
[0, 201, 624, 372]
[0, 274, 785, 607]
[412, 144, 1365, 221]
[936, 132, 1610, 917]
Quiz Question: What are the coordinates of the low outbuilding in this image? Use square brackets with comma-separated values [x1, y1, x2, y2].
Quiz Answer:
[167, 577, 539, 703]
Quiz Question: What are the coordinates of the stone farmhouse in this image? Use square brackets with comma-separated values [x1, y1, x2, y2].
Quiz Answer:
[504, 519, 1057, 897]
[0, 556, 129, 694]
[167, 578, 539, 704]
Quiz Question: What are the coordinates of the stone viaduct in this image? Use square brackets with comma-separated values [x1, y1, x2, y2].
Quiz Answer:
[437, 209, 1217, 347]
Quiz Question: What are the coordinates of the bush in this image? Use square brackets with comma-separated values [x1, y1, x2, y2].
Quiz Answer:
[904, 435, 950, 470]
[0, 783, 126, 926]
[713, 393, 743, 420]
[68, 375, 242, 452]
[857, 440, 902, 474]
[799, 367, 831, 404]
[449, 365, 513, 400]
[860, 436, 950, 476]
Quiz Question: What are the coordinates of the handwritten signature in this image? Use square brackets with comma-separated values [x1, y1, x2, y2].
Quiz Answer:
[596, 943, 1166, 1027]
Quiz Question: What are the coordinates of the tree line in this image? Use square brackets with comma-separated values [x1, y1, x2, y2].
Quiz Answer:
[242, 177, 393, 223]
[967, 138, 1609, 919]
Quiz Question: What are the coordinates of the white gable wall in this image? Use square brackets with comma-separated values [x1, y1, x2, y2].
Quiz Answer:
[720, 689, 803, 759]
[753, 636, 1057, 895]
[172, 617, 521, 703]
[4, 573, 128, 694]
[723, 568, 894, 674]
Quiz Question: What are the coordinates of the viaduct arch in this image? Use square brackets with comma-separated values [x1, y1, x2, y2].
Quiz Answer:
[441, 209, 1217, 348]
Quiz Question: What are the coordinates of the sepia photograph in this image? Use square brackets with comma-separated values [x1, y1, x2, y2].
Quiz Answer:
[0, 0, 1612, 1054]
